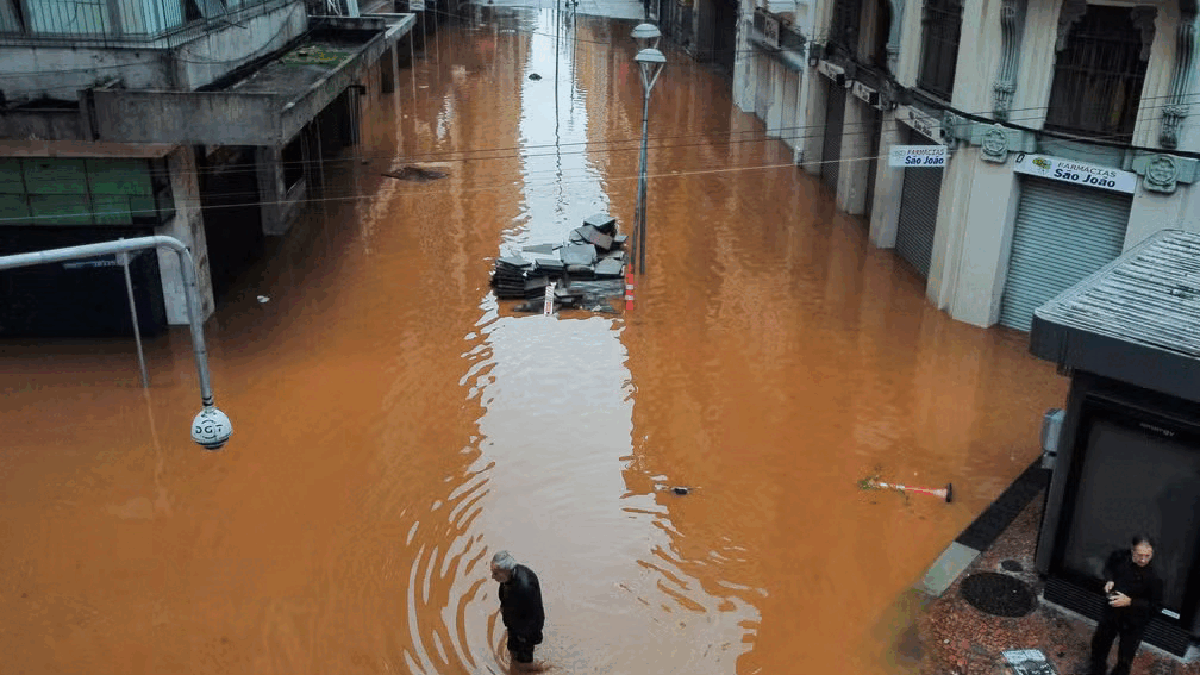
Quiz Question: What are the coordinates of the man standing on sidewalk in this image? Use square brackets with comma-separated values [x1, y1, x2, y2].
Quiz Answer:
[491, 551, 545, 671]
[1089, 535, 1163, 675]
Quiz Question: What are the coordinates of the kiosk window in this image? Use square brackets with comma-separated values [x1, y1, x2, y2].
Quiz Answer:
[1061, 417, 1200, 613]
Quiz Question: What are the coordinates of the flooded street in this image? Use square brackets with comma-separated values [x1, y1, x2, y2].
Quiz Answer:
[0, 6, 1067, 674]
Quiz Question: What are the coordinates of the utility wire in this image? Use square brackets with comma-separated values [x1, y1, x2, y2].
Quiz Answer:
[47, 91, 1196, 193]
[2, 116, 1188, 224]
[21, 83, 1190, 189]
[3, 5, 1196, 186]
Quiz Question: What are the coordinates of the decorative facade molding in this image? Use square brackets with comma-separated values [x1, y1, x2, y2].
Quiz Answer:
[1055, 0, 1088, 51]
[1143, 154, 1180, 193]
[1160, 12, 1197, 148]
[1130, 6, 1158, 61]
[992, 0, 1026, 120]
[885, 0, 906, 73]
[980, 125, 1010, 163]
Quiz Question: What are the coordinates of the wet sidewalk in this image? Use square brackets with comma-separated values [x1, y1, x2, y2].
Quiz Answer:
[917, 466, 1199, 675]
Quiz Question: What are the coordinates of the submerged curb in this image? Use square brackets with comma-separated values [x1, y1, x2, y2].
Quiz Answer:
[917, 458, 1050, 597]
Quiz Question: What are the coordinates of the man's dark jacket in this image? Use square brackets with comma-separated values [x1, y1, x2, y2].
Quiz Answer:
[499, 564, 544, 640]
[1102, 548, 1164, 627]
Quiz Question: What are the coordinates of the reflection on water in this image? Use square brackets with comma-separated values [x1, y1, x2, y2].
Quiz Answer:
[0, 7, 1066, 675]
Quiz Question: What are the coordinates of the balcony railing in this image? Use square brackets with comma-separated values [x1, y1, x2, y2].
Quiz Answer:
[0, 0, 276, 42]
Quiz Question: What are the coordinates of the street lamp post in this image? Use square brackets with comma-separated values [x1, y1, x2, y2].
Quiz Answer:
[632, 47, 665, 282]
[630, 22, 661, 50]
[0, 236, 233, 450]
[629, 23, 665, 289]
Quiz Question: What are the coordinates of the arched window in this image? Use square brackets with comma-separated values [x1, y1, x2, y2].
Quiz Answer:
[1044, 4, 1153, 141]
[917, 0, 964, 101]
[828, 0, 862, 58]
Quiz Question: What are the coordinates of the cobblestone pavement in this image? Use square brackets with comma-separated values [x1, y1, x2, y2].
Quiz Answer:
[919, 493, 1198, 675]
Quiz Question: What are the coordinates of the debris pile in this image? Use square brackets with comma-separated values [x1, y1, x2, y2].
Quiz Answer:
[382, 166, 449, 182]
[489, 212, 628, 312]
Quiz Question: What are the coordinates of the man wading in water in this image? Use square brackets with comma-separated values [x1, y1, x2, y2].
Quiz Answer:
[491, 551, 545, 671]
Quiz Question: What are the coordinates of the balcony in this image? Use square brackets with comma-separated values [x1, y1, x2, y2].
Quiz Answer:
[0, 0, 288, 47]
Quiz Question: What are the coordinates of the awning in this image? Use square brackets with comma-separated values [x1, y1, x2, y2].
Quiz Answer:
[1030, 229, 1200, 404]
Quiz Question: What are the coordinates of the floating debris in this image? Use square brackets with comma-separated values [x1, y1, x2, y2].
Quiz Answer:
[583, 212, 616, 234]
[490, 213, 627, 313]
[860, 468, 954, 503]
[257, 295, 270, 303]
[382, 166, 449, 182]
[654, 484, 697, 495]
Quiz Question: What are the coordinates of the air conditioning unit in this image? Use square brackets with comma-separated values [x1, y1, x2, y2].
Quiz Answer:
[1041, 408, 1065, 470]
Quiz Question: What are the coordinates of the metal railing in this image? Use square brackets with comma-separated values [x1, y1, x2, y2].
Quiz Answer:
[0, 235, 233, 450]
[0, 0, 277, 44]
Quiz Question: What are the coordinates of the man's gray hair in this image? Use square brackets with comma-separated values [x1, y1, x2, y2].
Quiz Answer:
[492, 550, 518, 571]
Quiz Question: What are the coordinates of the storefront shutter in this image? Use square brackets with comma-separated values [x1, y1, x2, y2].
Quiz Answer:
[894, 157, 943, 278]
[998, 176, 1131, 331]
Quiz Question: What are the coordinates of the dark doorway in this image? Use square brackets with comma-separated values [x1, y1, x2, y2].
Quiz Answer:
[196, 145, 264, 303]
[712, 0, 739, 73]
[0, 226, 165, 338]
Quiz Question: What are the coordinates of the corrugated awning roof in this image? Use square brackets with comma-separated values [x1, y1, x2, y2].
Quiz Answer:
[1030, 229, 1200, 403]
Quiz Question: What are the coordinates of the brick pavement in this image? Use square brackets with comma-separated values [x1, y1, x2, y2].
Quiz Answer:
[918, 489, 1199, 675]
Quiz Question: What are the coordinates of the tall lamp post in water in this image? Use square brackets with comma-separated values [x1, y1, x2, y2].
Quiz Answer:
[630, 23, 665, 288]
[0, 236, 233, 450]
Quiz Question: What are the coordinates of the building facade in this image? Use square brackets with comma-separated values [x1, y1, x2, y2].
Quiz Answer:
[0, 0, 417, 336]
[734, 0, 1200, 332]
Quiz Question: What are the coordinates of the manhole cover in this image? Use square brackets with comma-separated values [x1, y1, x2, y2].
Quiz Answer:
[960, 572, 1036, 617]
[1001, 559, 1024, 572]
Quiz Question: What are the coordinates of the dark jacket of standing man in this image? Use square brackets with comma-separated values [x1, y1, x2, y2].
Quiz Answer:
[1089, 536, 1163, 675]
[491, 551, 544, 669]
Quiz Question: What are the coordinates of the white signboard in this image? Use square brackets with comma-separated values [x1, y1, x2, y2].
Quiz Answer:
[889, 145, 947, 168]
[1012, 153, 1137, 194]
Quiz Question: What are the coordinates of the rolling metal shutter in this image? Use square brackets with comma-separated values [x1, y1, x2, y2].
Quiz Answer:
[821, 83, 846, 190]
[894, 136, 943, 278]
[998, 176, 1131, 331]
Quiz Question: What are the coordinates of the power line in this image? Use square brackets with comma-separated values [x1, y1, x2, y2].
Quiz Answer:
[3, 114, 1190, 224]
[2, 3, 1195, 187]
[5, 1, 1194, 163]
[44, 89, 1193, 195]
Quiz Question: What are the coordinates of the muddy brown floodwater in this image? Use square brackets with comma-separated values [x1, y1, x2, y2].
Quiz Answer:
[0, 8, 1068, 675]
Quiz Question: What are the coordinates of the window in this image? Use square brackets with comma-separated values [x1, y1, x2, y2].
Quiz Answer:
[827, 0, 862, 58]
[867, 0, 893, 70]
[0, 157, 175, 227]
[1045, 5, 1150, 141]
[917, 0, 964, 101]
